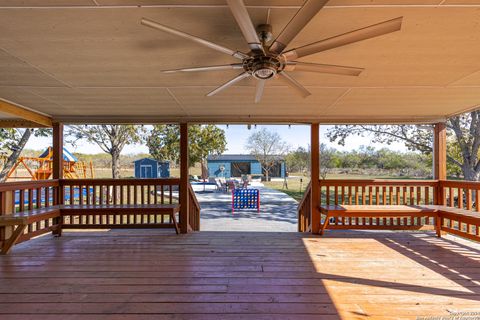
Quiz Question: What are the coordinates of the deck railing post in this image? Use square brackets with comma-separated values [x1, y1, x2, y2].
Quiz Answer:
[179, 123, 190, 233]
[52, 122, 63, 180]
[434, 122, 447, 205]
[52, 123, 64, 235]
[0, 190, 14, 249]
[310, 123, 321, 234]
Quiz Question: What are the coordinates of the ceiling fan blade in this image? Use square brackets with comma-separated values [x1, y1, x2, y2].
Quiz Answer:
[254, 80, 266, 103]
[141, 18, 248, 60]
[284, 61, 363, 76]
[283, 17, 403, 60]
[279, 72, 311, 98]
[162, 64, 244, 73]
[269, 0, 329, 54]
[226, 0, 264, 53]
[207, 72, 250, 97]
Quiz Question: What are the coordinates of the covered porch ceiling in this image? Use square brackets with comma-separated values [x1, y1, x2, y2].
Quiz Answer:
[1, 1, 480, 125]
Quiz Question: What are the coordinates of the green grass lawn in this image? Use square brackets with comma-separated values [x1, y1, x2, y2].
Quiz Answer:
[263, 177, 310, 202]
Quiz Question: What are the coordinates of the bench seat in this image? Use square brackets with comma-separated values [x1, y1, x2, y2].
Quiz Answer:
[423, 205, 480, 221]
[422, 205, 480, 241]
[0, 206, 61, 254]
[1, 203, 180, 254]
[319, 205, 440, 236]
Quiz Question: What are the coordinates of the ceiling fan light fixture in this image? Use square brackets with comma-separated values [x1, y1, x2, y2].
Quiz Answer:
[253, 66, 276, 80]
[245, 56, 281, 80]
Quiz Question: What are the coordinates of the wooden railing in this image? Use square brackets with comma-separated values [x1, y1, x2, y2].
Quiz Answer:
[0, 180, 61, 243]
[319, 179, 439, 231]
[439, 180, 480, 210]
[1, 178, 201, 247]
[298, 179, 439, 232]
[60, 178, 181, 229]
[319, 179, 438, 206]
[297, 182, 311, 232]
[188, 183, 200, 231]
[438, 180, 480, 240]
[298, 179, 480, 241]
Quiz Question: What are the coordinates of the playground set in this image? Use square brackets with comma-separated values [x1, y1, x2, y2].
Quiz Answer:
[6, 147, 94, 181]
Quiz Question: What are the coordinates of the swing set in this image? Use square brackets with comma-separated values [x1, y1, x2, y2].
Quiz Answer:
[6, 147, 95, 181]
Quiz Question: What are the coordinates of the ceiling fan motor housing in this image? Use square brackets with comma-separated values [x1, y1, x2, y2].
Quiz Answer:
[243, 55, 283, 80]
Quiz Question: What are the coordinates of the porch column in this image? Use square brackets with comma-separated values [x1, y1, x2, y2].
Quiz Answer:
[310, 123, 321, 234]
[433, 122, 447, 205]
[179, 123, 190, 234]
[52, 122, 63, 179]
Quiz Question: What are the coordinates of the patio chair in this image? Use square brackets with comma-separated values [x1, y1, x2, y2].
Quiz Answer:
[213, 178, 225, 192]
[227, 180, 236, 192]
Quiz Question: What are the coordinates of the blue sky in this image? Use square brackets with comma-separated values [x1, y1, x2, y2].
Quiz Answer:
[25, 125, 408, 155]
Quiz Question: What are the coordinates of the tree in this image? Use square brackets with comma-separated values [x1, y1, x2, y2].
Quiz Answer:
[191, 125, 227, 178]
[285, 146, 310, 174]
[325, 111, 480, 180]
[320, 143, 336, 179]
[146, 125, 181, 165]
[67, 125, 144, 179]
[245, 128, 290, 181]
[146, 125, 227, 178]
[0, 128, 51, 182]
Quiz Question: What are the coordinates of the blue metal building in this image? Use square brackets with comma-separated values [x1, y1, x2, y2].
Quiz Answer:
[207, 154, 285, 178]
[134, 158, 170, 178]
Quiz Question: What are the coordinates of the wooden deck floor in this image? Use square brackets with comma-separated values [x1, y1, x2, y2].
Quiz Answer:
[1, 230, 480, 319]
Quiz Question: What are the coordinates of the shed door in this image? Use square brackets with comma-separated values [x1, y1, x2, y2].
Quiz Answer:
[231, 162, 251, 177]
[140, 165, 153, 178]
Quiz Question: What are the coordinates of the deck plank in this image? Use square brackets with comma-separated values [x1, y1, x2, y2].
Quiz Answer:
[1, 230, 479, 319]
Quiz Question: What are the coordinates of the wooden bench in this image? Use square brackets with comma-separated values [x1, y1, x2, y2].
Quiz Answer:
[0, 206, 61, 254]
[319, 205, 441, 236]
[59, 204, 180, 235]
[0, 204, 180, 255]
[423, 205, 480, 241]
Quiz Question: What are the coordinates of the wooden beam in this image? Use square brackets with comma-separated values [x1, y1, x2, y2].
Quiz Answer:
[0, 99, 52, 127]
[179, 123, 189, 234]
[0, 120, 47, 128]
[54, 115, 447, 125]
[52, 123, 63, 180]
[310, 123, 321, 234]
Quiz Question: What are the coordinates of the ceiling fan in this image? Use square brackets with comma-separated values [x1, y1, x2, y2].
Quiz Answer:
[141, 0, 402, 103]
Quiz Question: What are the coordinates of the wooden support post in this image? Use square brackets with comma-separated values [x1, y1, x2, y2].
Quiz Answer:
[434, 122, 447, 205]
[311, 123, 321, 234]
[52, 122, 64, 180]
[0, 191, 14, 250]
[179, 123, 190, 234]
[52, 123, 64, 234]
